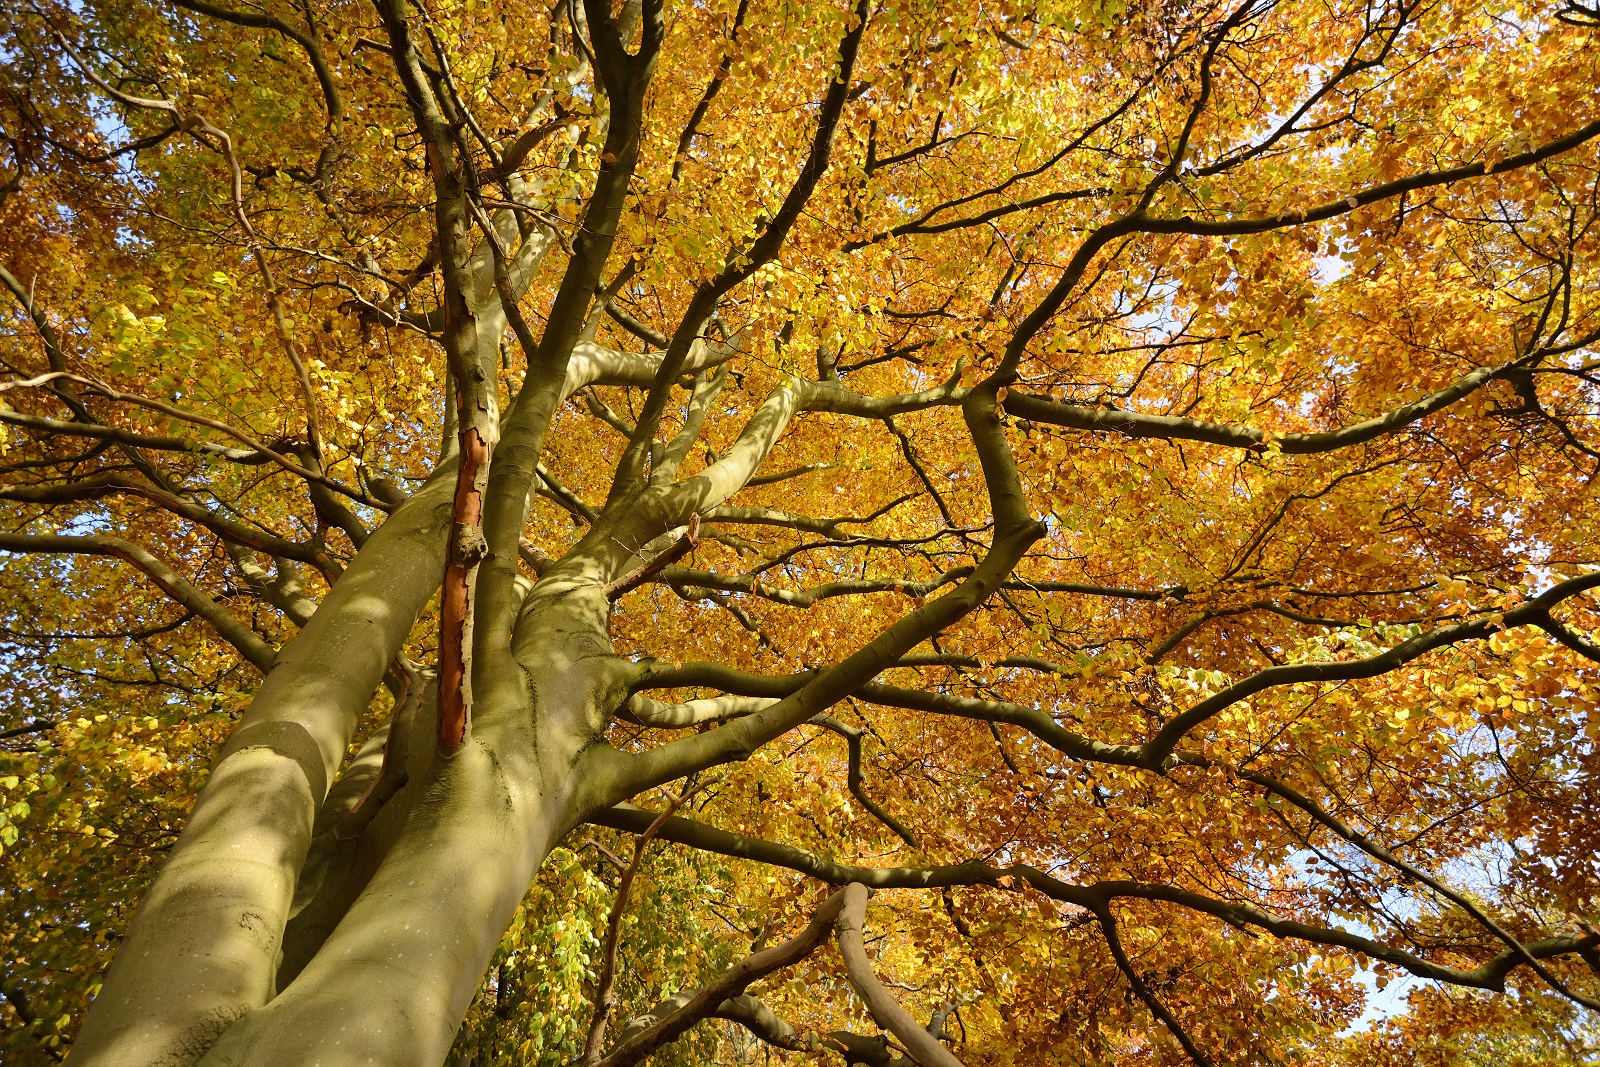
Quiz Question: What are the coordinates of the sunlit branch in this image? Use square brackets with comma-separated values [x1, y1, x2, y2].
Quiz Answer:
[536, 463, 601, 525]
[225, 542, 317, 628]
[1001, 578, 1179, 600]
[477, 0, 665, 582]
[604, 0, 872, 503]
[651, 564, 972, 609]
[651, 366, 727, 486]
[623, 692, 777, 728]
[836, 883, 968, 1067]
[597, 387, 1045, 798]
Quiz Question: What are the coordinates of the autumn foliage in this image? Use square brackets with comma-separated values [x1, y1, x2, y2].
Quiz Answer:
[2, 0, 1599, 1065]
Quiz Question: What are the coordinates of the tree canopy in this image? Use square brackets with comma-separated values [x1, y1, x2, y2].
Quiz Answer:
[2, 0, 1599, 1064]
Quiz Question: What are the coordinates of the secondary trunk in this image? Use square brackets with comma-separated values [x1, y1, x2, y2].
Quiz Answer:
[199, 576, 629, 1067]
[65, 471, 458, 1065]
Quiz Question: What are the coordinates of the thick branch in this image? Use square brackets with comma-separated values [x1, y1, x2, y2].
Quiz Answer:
[0, 532, 275, 672]
[1002, 362, 1505, 453]
[598, 389, 1044, 800]
[605, 0, 872, 501]
[623, 692, 776, 728]
[836, 883, 966, 1067]
[592, 805, 1600, 993]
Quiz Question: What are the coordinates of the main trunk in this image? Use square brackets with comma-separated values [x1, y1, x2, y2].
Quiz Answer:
[65, 471, 459, 1064]
[198, 740, 565, 1067]
[68, 506, 637, 1065]
[206, 576, 629, 1067]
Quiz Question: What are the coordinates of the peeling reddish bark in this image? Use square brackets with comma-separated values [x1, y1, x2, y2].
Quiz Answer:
[438, 426, 489, 747]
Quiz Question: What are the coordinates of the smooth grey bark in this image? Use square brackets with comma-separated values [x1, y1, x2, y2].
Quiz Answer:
[67, 466, 457, 1066]
[196, 583, 630, 1067]
[836, 884, 967, 1067]
[175, 363, 1006, 1067]
[275, 679, 439, 987]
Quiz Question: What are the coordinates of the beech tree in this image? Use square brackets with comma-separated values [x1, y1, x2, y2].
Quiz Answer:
[3, 0, 1600, 1063]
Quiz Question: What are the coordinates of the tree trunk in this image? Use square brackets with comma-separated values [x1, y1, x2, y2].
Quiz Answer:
[66, 471, 458, 1064]
[201, 578, 627, 1066]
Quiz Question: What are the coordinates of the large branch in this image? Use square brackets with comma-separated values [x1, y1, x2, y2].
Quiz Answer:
[588, 890, 847, 1067]
[0, 532, 275, 672]
[836, 883, 968, 1067]
[714, 995, 905, 1065]
[604, 0, 873, 502]
[67, 463, 457, 1063]
[473, 0, 665, 617]
[590, 387, 1044, 801]
[372, 0, 517, 750]
[651, 366, 727, 486]
[628, 663, 1142, 767]
[591, 805, 1600, 994]
[623, 692, 776, 728]
[1002, 362, 1506, 453]
[225, 542, 317, 627]
[594, 365, 969, 570]
[555, 368, 972, 627]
